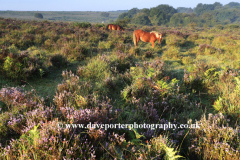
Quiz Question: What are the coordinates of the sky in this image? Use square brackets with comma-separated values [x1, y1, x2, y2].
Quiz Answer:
[0, 0, 238, 11]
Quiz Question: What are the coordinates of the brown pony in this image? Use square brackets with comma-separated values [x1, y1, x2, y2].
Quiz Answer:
[107, 24, 124, 31]
[133, 29, 163, 48]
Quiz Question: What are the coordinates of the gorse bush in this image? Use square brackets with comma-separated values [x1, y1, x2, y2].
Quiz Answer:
[1, 51, 47, 80]
[77, 57, 111, 81]
[162, 46, 181, 59]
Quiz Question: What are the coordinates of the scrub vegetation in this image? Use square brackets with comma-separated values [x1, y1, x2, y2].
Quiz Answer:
[0, 2, 239, 160]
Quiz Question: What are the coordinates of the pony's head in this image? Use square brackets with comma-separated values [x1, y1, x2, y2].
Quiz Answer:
[150, 31, 163, 43]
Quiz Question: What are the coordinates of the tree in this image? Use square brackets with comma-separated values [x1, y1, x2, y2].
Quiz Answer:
[141, 8, 150, 15]
[177, 7, 193, 13]
[100, 12, 110, 18]
[225, 2, 240, 8]
[202, 12, 213, 21]
[194, 3, 215, 15]
[155, 4, 177, 17]
[128, 8, 139, 18]
[34, 13, 43, 19]
[131, 13, 152, 25]
[148, 5, 175, 25]
[213, 2, 222, 9]
[115, 19, 128, 27]
[149, 8, 169, 25]
[117, 13, 129, 20]
[169, 13, 185, 26]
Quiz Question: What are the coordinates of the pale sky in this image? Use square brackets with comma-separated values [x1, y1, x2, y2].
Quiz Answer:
[0, 0, 238, 11]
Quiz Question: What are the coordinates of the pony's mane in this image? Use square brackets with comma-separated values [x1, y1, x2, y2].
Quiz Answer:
[150, 31, 161, 38]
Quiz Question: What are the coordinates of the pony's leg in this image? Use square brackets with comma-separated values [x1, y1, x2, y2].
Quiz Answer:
[136, 36, 140, 47]
[151, 42, 154, 48]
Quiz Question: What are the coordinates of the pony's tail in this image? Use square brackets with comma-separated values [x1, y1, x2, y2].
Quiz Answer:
[106, 24, 109, 30]
[133, 31, 136, 47]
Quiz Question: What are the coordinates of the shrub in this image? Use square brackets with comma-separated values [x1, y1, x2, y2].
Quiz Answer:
[121, 77, 154, 101]
[107, 31, 125, 44]
[2, 51, 46, 80]
[215, 24, 224, 30]
[211, 36, 235, 49]
[226, 24, 239, 29]
[121, 60, 166, 102]
[54, 70, 81, 109]
[1, 120, 96, 159]
[143, 50, 156, 59]
[129, 47, 141, 56]
[98, 41, 114, 51]
[166, 34, 186, 46]
[50, 53, 68, 68]
[162, 46, 181, 59]
[77, 57, 111, 81]
[74, 22, 91, 28]
[110, 51, 135, 73]
[94, 23, 105, 28]
[182, 56, 193, 65]
[34, 13, 43, 19]
[183, 62, 208, 92]
[189, 113, 240, 160]
[54, 69, 113, 109]
[212, 72, 240, 117]
[0, 86, 49, 141]
[34, 34, 44, 46]
[187, 34, 199, 41]
[17, 33, 35, 50]
[43, 39, 54, 51]
[61, 43, 90, 60]
[148, 135, 183, 160]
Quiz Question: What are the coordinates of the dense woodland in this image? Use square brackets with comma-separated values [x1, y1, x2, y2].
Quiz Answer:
[0, 1, 239, 160]
[117, 2, 240, 27]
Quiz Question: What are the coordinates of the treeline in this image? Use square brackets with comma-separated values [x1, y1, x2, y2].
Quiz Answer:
[117, 2, 240, 27]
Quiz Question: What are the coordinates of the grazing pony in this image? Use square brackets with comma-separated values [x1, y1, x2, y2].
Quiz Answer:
[133, 29, 163, 48]
[107, 24, 124, 31]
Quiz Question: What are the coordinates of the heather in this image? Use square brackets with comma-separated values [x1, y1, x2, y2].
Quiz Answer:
[0, 18, 239, 160]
